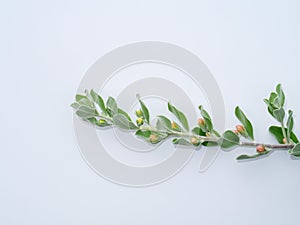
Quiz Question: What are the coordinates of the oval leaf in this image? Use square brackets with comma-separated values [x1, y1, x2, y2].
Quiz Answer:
[288, 143, 300, 156]
[156, 116, 172, 131]
[168, 102, 189, 131]
[199, 105, 213, 132]
[139, 99, 150, 124]
[237, 150, 270, 160]
[118, 108, 132, 121]
[273, 108, 285, 123]
[172, 138, 192, 146]
[275, 84, 285, 108]
[269, 126, 299, 144]
[113, 114, 137, 130]
[220, 130, 240, 149]
[90, 90, 107, 114]
[76, 105, 97, 119]
[106, 97, 118, 117]
[235, 106, 254, 140]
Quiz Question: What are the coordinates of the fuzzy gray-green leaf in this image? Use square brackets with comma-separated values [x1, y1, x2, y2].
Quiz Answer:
[113, 114, 130, 129]
[220, 130, 240, 149]
[168, 102, 189, 131]
[192, 127, 206, 136]
[264, 99, 275, 117]
[288, 143, 300, 156]
[135, 130, 151, 138]
[273, 108, 285, 123]
[106, 97, 118, 116]
[118, 108, 132, 121]
[172, 138, 192, 146]
[236, 150, 270, 160]
[275, 84, 285, 108]
[199, 105, 213, 131]
[269, 126, 299, 144]
[156, 116, 172, 131]
[90, 90, 107, 114]
[235, 106, 254, 140]
[76, 105, 97, 119]
[139, 99, 150, 124]
[71, 102, 80, 110]
[76, 94, 86, 102]
[78, 97, 93, 108]
[269, 92, 277, 104]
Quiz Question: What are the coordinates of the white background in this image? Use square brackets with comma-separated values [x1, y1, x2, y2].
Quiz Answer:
[1, 0, 300, 224]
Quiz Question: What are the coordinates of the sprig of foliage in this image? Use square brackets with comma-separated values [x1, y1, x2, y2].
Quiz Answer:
[71, 84, 300, 161]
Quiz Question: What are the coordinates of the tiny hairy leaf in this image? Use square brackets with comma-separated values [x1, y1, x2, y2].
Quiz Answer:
[235, 106, 254, 140]
[199, 105, 213, 132]
[220, 130, 240, 149]
[168, 102, 189, 131]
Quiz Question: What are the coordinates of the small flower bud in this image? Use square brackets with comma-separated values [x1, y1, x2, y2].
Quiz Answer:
[256, 144, 266, 153]
[149, 134, 158, 143]
[171, 122, 178, 129]
[136, 117, 144, 126]
[205, 132, 211, 137]
[282, 138, 287, 144]
[190, 136, 199, 145]
[135, 109, 143, 117]
[236, 125, 245, 134]
[198, 118, 205, 126]
[98, 119, 106, 124]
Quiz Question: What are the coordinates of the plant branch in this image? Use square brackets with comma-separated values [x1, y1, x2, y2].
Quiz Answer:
[140, 125, 295, 150]
[240, 141, 294, 150]
[71, 83, 300, 160]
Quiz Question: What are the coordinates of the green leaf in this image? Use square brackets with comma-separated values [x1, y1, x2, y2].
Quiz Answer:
[220, 130, 240, 149]
[172, 138, 192, 146]
[78, 97, 93, 108]
[76, 105, 97, 119]
[71, 102, 80, 109]
[84, 89, 94, 103]
[168, 102, 189, 131]
[211, 129, 221, 137]
[236, 150, 271, 160]
[113, 114, 137, 130]
[236, 154, 260, 160]
[138, 99, 150, 124]
[264, 99, 276, 117]
[191, 127, 217, 146]
[202, 141, 218, 147]
[290, 132, 298, 144]
[269, 126, 299, 144]
[275, 84, 285, 108]
[118, 108, 132, 121]
[199, 105, 213, 132]
[106, 97, 118, 116]
[156, 116, 172, 131]
[269, 92, 277, 104]
[135, 130, 151, 138]
[76, 94, 86, 102]
[288, 143, 300, 156]
[192, 127, 206, 136]
[235, 106, 254, 140]
[286, 110, 294, 143]
[90, 90, 107, 114]
[87, 117, 98, 125]
[273, 108, 285, 123]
